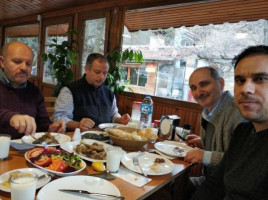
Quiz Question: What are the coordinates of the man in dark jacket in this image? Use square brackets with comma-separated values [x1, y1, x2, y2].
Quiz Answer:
[54, 53, 130, 132]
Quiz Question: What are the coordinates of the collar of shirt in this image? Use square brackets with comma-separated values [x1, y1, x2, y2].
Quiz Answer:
[0, 68, 27, 88]
[202, 91, 226, 121]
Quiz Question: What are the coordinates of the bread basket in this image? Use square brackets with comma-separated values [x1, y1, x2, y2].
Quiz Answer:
[106, 127, 148, 150]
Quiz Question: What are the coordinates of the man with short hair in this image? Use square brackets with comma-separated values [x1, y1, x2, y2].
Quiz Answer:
[0, 41, 65, 139]
[185, 67, 244, 175]
[191, 45, 268, 200]
[54, 53, 130, 132]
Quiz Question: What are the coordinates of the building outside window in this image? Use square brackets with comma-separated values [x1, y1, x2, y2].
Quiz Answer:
[122, 19, 268, 102]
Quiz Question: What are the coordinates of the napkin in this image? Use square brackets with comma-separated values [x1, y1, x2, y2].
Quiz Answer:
[10, 139, 33, 150]
[112, 167, 152, 187]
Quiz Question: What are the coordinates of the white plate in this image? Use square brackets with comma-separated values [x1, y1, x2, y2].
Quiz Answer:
[98, 123, 124, 130]
[154, 141, 193, 157]
[21, 132, 71, 147]
[121, 152, 174, 175]
[24, 152, 86, 177]
[0, 168, 51, 192]
[36, 175, 121, 200]
[81, 131, 109, 143]
[60, 139, 113, 163]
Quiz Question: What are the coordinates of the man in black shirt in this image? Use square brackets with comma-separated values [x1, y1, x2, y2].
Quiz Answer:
[191, 45, 268, 200]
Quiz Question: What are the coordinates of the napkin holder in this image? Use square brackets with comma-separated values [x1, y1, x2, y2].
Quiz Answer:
[158, 115, 180, 140]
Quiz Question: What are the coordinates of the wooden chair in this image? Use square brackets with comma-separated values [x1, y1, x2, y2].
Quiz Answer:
[44, 97, 56, 121]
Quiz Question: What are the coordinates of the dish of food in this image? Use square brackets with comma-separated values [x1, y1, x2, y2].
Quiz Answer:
[106, 127, 158, 141]
[81, 131, 109, 142]
[25, 147, 86, 177]
[154, 141, 193, 157]
[121, 152, 174, 175]
[36, 176, 121, 200]
[21, 132, 71, 147]
[98, 123, 124, 130]
[0, 168, 51, 192]
[60, 139, 113, 163]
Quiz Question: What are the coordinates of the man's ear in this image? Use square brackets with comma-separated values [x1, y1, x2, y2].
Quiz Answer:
[0, 56, 4, 69]
[219, 77, 225, 90]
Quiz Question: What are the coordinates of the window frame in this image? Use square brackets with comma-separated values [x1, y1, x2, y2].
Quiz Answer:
[77, 9, 110, 79]
[40, 15, 74, 87]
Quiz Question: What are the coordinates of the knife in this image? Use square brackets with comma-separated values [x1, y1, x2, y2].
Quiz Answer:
[90, 172, 116, 180]
[59, 189, 125, 199]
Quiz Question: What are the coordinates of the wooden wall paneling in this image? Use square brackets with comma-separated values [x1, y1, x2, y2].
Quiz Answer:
[118, 92, 203, 134]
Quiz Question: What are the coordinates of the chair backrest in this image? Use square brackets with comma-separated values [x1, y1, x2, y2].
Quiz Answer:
[44, 97, 56, 121]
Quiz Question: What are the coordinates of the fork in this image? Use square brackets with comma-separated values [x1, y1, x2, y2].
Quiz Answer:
[133, 156, 147, 177]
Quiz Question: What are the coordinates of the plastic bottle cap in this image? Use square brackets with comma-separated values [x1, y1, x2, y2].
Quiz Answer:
[154, 120, 161, 126]
[183, 123, 191, 130]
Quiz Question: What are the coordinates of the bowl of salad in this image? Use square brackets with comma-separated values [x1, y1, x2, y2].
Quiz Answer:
[25, 147, 86, 176]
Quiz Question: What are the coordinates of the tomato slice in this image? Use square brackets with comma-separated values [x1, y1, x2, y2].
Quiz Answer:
[34, 156, 52, 167]
[27, 148, 44, 159]
[45, 158, 68, 172]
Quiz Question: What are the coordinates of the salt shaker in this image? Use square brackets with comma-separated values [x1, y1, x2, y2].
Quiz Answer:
[72, 128, 81, 141]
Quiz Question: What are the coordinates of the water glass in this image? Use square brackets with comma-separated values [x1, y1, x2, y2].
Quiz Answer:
[106, 146, 123, 173]
[0, 134, 11, 160]
[10, 171, 38, 200]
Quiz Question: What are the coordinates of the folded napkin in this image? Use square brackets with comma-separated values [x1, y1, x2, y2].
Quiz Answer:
[112, 167, 152, 187]
[10, 139, 33, 150]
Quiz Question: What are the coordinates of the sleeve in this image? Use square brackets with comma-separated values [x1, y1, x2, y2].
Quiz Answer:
[191, 152, 226, 200]
[35, 90, 51, 132]
[53, 87, 74, 125]
[111, 95, 121, 121]
[203, 151, 212, 166]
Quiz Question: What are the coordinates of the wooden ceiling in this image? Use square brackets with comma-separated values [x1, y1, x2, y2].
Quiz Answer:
[125, 0, 268, 31]
[0, 0, 103, 22]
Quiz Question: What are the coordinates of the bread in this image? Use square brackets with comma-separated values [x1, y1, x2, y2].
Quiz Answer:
[105, 128, 142, 141]
[138, 128, 158, 141]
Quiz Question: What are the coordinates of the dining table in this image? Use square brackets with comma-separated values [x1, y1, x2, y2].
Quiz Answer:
[0, 132, 192, 200]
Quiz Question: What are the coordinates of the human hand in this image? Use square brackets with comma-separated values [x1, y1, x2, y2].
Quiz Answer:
[10, 114, 36, 136]
[119, 114, 131, 125]
[184, 148, 204, 164]
[79, 118, 95, 132]
[185, 134, 202, 148]
[49, 121, 66, 133]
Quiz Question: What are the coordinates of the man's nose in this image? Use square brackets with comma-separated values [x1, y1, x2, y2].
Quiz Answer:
[99, 73, 106, 80]
[241, 80, 255, 94]
[19, 62, 28, 70]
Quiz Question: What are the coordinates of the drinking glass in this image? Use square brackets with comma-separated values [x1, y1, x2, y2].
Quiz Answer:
[106, 146, 123, 173]
[0, 134, 11, 160]
[10, 171, 38, 200]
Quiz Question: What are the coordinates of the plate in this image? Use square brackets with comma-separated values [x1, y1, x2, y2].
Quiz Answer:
[21, 132, 71, 147]
[154, 141, 193, 157]
[25, 152, 86, 177]
[36, 175, 121, 200]
[98, 123, 124, 130]
[0, 168, 51, 192]
[121, 152, 174, 175]
[81, 131, 109, 142]
[60, 139, 113, 163]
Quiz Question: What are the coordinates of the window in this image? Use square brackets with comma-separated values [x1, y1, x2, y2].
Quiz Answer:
[5, 24, 40, 76]
[42, 24, 69, 84]
[80, 18, 106, 75]
[122, 19, 268, 101]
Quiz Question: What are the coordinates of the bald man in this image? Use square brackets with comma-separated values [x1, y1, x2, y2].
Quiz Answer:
[0, 41, 65, 139]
